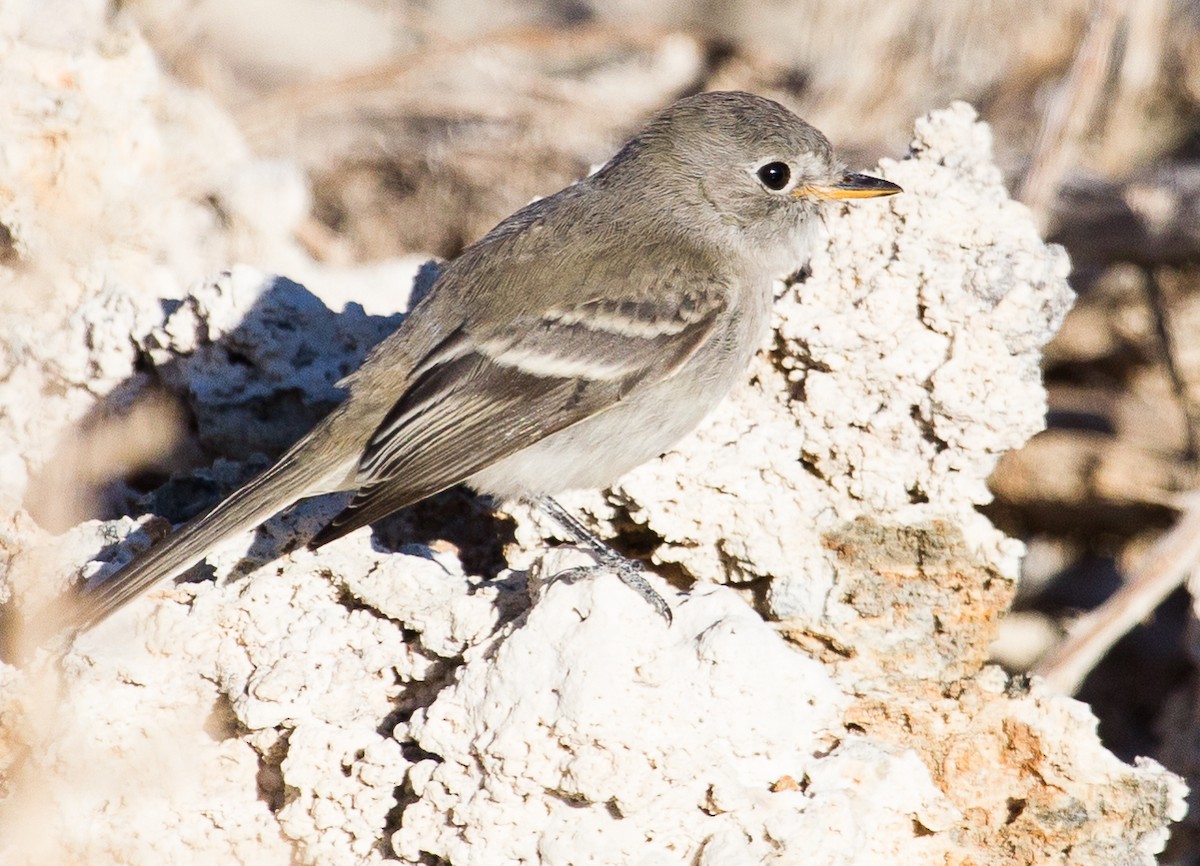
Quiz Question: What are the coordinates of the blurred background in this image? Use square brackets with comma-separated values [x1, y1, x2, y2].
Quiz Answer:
[13, 0, 1200, 858]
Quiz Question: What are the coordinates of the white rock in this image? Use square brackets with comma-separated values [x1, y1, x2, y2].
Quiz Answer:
[0, 8, 1184, 864]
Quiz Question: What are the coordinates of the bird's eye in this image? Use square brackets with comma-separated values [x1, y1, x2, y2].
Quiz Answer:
[757, 161, 791, 191]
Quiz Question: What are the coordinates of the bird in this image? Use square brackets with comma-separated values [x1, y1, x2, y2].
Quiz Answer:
[51, 90, 900, 638]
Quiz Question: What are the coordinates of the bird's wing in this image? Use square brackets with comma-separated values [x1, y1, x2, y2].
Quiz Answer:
[307, 281, 727, 547]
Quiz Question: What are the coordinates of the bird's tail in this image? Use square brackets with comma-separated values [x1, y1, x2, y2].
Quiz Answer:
[41, 440, 342, 643]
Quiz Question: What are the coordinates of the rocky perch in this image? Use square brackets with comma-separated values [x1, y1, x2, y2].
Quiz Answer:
[0, 14, 1185, 866]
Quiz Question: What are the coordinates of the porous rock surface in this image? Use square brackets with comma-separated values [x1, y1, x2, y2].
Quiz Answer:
[0, 9, 1186, 866]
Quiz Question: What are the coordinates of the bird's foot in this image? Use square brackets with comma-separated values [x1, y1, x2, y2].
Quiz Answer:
[532, 496, 673, 624]
[604, 555, 672, 624]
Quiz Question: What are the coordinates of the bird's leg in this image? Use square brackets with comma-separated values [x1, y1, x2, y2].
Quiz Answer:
[532, 496, 672, 624]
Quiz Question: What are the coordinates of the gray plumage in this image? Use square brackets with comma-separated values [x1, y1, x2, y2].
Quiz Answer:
[57, 90, 899, 635]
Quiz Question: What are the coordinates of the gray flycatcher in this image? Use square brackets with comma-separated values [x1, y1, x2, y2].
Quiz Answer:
[50, 90, 900, 638]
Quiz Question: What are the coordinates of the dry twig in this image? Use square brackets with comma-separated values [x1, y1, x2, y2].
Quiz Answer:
[1018, 0, 1126, 227]
[1034, 493, 1200, 694]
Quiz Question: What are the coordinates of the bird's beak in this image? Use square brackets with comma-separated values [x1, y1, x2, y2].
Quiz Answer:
[795, 172, 903, 201]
